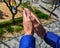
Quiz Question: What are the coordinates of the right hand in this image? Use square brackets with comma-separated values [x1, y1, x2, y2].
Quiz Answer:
[30, 12, 46, 38]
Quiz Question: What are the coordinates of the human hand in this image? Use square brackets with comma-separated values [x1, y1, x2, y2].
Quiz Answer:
[23, 8, 34, 35]
[30, 12, 46, 38]
[23, 8, 46, 38]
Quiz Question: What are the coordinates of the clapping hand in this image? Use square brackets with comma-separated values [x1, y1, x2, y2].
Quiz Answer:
[23, 8, 46, 38]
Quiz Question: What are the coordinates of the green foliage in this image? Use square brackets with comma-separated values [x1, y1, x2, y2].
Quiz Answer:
[34, 9, 48, 19]
[14, 17, 22, 23]
[0, 17, 23, 36]
[0, 17, 23, 28]
[5, 26, 14, 33]
[5, 25, 23, 33]
[21, 3, 34, 12]
[0, 28, 4, 37]
[14, 25, 23, 32]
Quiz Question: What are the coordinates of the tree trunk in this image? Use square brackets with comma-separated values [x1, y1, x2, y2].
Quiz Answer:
[20, 0, 22, 4]
[12, 14, 15, 24]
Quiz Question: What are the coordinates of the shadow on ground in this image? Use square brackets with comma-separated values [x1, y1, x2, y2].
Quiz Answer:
[0, 10, 9, 19]
[0, 42, 11, 48]
[0, 35, 21, 48]
[0, 10, 4, 19]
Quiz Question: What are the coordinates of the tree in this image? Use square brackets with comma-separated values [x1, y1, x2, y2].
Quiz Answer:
[49, 0, 60, 17]
[41, 0, 60, 18]
[3, 0, 22, 23]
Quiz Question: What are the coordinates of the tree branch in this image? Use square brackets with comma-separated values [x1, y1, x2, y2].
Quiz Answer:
[4, 0, 14, 15]
[16, 0, 22, 8]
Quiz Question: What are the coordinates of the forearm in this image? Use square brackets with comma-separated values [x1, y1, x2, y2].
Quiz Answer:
[19, 35, 35, 48]
[44, 31, 60, 48]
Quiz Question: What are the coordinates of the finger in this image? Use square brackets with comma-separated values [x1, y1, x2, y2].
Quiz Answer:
[27, 14, 34, 30]
[31, 12, 41, 24]
[31, 12, 39, 22]
[24, 8, 34, 22]
[23, 10, 27, 21]
[24, 8, 31, 17]
[24, 8, 33, 23]
[27, 16, 31, 23]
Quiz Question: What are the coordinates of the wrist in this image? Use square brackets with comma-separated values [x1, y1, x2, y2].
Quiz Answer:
[24, 33, 33, 35]
[24, 29, 34, 35]
[24, 31, 34, 35]
[40, 29, 47, 39]
[41, 29, 46, 38]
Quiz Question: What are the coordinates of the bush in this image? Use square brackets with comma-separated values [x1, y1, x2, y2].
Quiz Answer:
[14, 25, 23, 32]
[0, 17, 23, 28]
[0, 28, 4, 37]
[34, 9, 42, 13]
[5, 26, 14, 33]
[21, 3, 34, 12]
[34, 9, 48, 19]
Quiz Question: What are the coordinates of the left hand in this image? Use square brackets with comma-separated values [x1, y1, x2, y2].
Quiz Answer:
[23, 8, 34, 35]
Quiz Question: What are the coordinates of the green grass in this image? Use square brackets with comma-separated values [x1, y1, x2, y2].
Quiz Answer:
[5, 26, 14, 33]
[0, 25, 23, 37]
[14, 25, 23, 32]
[21, 2, 34, 12]
[0, 17, 23, 36]
[5, 25, 23, 33]
[34, 9, 48, 19]
[0, 28, 4, 37]
[0, 17, 23, 28]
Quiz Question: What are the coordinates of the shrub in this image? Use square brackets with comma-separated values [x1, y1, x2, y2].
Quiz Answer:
[21, 3, 34, 12]
[0, 28, 4, 37]
[0, 17, 23, 28]
[5, 26, 14, 33]
[14, 25, 23, 32]
[34, 9, 48, 19]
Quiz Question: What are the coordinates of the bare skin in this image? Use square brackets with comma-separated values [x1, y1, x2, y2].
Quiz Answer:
[23, 8, 34, 35]
[23, 8, 46, 38]
[30, 12, 46, 38]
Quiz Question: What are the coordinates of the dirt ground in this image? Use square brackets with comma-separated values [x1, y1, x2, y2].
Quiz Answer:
[0, 2, 23, 22]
